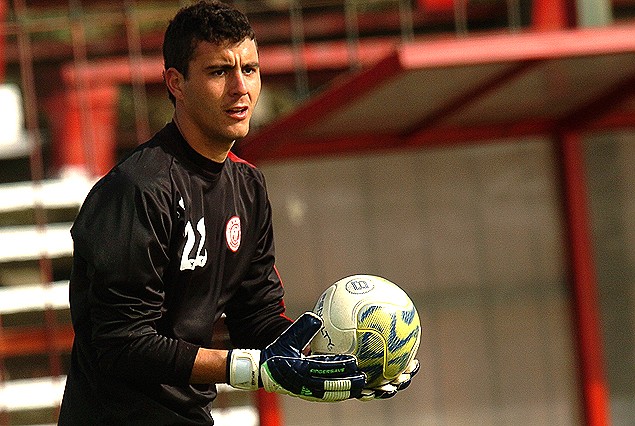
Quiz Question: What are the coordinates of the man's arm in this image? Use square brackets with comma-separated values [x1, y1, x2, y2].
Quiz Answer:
[72, 172, 200, 386]
[190, 348, 228, 384]
[204, 313, 366, 402]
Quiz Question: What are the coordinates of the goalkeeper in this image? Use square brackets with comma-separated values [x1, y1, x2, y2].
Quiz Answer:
[58, 1, 416, 425]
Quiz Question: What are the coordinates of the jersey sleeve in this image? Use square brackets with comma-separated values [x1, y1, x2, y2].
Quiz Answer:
[224, 173, 293, 349]
[70, 170, 199, 386]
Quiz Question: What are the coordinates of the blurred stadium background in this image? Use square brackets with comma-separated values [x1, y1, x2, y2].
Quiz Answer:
[0, 0, 634, 425]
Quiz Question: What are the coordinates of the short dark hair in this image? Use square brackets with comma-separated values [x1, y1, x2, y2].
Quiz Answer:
[163, 0, 255, 104]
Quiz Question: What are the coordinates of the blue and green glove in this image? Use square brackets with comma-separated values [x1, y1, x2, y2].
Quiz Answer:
[228, 312, 366, 402]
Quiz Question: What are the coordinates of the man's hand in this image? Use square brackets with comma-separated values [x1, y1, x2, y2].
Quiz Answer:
[358, 358, 420, 401]
[228, 312, 366, 402]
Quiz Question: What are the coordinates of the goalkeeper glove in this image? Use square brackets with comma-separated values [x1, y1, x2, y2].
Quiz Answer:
[358, 358, 420, 401]
[228, 312, 366, 402]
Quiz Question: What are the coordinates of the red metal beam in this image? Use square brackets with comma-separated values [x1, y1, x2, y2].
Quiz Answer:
[558, 71, 635, 131]
[397, 24, 635, 68]
[239, 119, 555, 163]
[239, 50, 406, 160]
[593, 109, 635, 128]
[241, 24, 635, 163]
[58, 36, 401, 86]
[258, 37, 396, 74]
[60, 55, 164, 85]
[240, 111, 635, 164]
[53, 24, 635, 90]
[406, 119, 555, 147]
[556, 132, 610, 426]
[241, 133, 401, 163]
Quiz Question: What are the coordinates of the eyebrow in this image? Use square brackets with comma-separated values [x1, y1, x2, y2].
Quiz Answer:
[204, 61, 260, 71]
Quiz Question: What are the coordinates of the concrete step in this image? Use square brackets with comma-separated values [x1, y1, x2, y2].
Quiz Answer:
[0, 223, 73, 262]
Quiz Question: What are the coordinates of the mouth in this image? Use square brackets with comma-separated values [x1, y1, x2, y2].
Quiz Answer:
[225, 105, 249, 120]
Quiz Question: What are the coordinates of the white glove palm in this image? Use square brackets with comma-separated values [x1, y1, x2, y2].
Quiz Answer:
[358, 358, 420, 401]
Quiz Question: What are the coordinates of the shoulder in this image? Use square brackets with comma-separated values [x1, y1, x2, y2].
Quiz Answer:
[84, 137, 178, 208]
[226, 151, 265, 185]
[112, 122, 189, 189]
[227, 151, 256, 169]
[227, 151, 262, 177]
[116, 143, 174, 193]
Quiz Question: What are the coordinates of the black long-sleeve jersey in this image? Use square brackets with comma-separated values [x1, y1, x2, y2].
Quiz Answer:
[58, 122, 293, 425]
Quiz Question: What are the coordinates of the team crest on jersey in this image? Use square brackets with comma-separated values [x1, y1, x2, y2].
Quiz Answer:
[225, 216, 241, 252]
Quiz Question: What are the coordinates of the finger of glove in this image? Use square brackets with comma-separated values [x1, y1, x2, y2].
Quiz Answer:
[305, 354, 362, 378]
[269, 312, 323, 355]
[389, 371, 413, 389]
[395, 377, 412, 391]
[373, 387, 398, 399]
[358, 384, 398, 400]
[306, 353, 359, 366]
[387, 359, 419, 386]
[386, 359, 419, 391]
[404, 359, 420, 377]
[268, 355, 365, 385]
[358, 389, 377, 402]
[373, 383, 398, 399]
[396, 359, 420, 390]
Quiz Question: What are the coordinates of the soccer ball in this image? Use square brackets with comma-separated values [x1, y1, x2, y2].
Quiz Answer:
[311, 275, 421, 388]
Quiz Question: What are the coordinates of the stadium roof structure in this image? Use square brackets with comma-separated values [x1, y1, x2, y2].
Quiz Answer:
[238, 23, 635, 163]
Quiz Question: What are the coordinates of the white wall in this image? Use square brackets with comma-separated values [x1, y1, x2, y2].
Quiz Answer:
[261, 139, 581, 425]
[585, 134, 635, 426]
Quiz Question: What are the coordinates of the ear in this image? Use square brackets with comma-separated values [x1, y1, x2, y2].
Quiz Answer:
[164, 68, 184, 101]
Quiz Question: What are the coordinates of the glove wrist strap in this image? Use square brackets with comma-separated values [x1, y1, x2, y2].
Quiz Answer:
[228, 349, 261, 391]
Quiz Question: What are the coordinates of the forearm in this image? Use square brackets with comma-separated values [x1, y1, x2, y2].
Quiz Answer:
[190, 348, 229, 384]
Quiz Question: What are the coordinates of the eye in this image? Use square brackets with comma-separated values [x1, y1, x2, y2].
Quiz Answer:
[243, 66, 258, 75]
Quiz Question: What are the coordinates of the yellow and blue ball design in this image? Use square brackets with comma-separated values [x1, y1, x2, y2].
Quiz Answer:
[356, 303, 421, 388]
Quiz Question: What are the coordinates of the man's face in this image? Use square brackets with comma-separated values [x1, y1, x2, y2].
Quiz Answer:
[175, 38, 261, 147]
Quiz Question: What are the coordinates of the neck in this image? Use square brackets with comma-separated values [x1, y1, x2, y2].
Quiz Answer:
[173, 112, 234, 163]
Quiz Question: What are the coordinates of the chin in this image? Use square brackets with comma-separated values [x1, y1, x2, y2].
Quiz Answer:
[229, 124, 251, 140]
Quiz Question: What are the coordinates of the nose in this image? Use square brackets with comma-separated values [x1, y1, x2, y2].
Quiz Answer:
[230, 70, 248, 96]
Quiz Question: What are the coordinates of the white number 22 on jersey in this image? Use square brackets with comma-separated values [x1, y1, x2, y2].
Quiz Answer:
[180, 217, 208, 271]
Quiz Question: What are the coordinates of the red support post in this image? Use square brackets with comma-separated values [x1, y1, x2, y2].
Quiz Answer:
[0, 0, 5, 82]
[255, 388, 283, 426]
[45, 84, 118, 177]
[531, 0, 573, 31]
[556, 132, 610, 426]
[417, 0, 454, 13]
